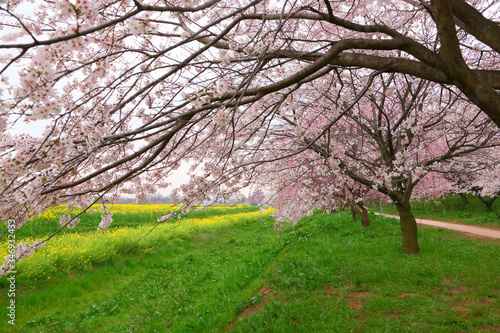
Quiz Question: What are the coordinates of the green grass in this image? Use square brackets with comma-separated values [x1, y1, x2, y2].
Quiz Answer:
[372, 194, 500, 228]
[1, 211, 499, 332]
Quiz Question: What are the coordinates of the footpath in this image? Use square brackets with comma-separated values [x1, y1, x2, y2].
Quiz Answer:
[382, 214, 500, 240]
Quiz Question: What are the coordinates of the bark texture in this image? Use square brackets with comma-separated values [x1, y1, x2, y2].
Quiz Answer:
[395, 200, 420, 255]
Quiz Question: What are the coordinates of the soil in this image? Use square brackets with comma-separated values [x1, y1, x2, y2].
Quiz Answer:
[226, 286, 273, 332]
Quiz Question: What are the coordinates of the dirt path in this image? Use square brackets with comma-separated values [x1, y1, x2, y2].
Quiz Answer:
[382, 214, 500, 239]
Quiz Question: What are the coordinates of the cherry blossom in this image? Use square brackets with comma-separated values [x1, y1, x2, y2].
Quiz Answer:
[98, 211, 114, 229]
[0, 0, 497, 258]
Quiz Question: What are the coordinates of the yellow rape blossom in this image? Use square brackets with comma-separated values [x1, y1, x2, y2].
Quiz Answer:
[0, 206, 273, 279]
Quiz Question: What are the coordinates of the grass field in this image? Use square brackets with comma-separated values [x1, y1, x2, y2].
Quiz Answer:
[371, 194, 500, 229]
[1, 206, 499, 332]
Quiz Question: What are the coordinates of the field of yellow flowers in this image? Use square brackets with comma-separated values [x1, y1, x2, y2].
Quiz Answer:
[0, 204, 270, 279]
[15, 204, 260, 239]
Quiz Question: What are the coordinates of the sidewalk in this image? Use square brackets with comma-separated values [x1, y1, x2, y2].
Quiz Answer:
[382, 214, 500, 239]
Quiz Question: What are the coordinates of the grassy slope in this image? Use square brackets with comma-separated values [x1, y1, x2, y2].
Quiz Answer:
[1, 212, 499, 332]
[371, 194, 500, 229]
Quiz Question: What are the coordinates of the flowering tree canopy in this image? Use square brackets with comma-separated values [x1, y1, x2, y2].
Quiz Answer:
[443, 152, 500, 211]
[248, 72, 499, 253]
[0, 0, 499, 257]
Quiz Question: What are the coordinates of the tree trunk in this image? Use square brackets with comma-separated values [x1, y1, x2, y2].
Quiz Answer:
[394, 200, 420, 255]
[477, 195, 497, 212]
[350, 206, 356, 220]
[357, 201, 370, 229]
[432, 0, 500, 128]
[349, 203, 371, 229]
[459, 193, 470, 207]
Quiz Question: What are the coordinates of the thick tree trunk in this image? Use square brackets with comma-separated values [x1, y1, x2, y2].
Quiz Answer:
[432, 0, 500, 128]
[394, 200, 420, 255]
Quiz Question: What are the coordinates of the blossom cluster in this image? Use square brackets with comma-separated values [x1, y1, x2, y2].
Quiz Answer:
[213, 111, 231, 126]
[98, 211, 114, 229]
[59, 213, 81, 229]
[14, 47, 63, 120]
[56, 0, 98, 22]
[0, 115, 6, 133]
[0, 76, 9, 132]
[126, 14, 157, 36]
[157, 211, 176, 222]
[249, 37, 271, 55]
[184, 77, 237, 110]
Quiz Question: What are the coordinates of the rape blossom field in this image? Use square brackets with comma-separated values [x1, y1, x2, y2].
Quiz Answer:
[0, 204, 265, 279]
[12, 204, 260, 239]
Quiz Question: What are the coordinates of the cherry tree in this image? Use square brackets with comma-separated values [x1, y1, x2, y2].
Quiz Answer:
[443, 151, 500, 211]
[0, 0, 499, 268]
[254, 150, 374, 229]
[255, 72, 499, 254]
[473, 166, 500, 212]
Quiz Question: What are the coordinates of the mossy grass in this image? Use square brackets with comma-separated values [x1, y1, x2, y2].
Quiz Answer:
[0, 211, 499, 332]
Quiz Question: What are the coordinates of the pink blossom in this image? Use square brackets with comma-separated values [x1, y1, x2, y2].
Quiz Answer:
[98, 212, 113, 229]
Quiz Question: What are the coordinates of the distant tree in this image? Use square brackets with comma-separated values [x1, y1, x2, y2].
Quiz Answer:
[445, 159, 500, 212]
[248, 188, 266, 206]
[257, 150, 373, 228]
[147, 193, 172, 204]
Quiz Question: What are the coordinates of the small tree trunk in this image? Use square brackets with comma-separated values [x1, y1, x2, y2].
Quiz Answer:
[477, 195, 497, 212]
[350, 206, 357, 220]
[357, 201, 370, 229]
[394, 200, 420, 255]
[349, 203, 371, 229]
[459, 193, 470, 207]
[430, 202, 436, 213]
